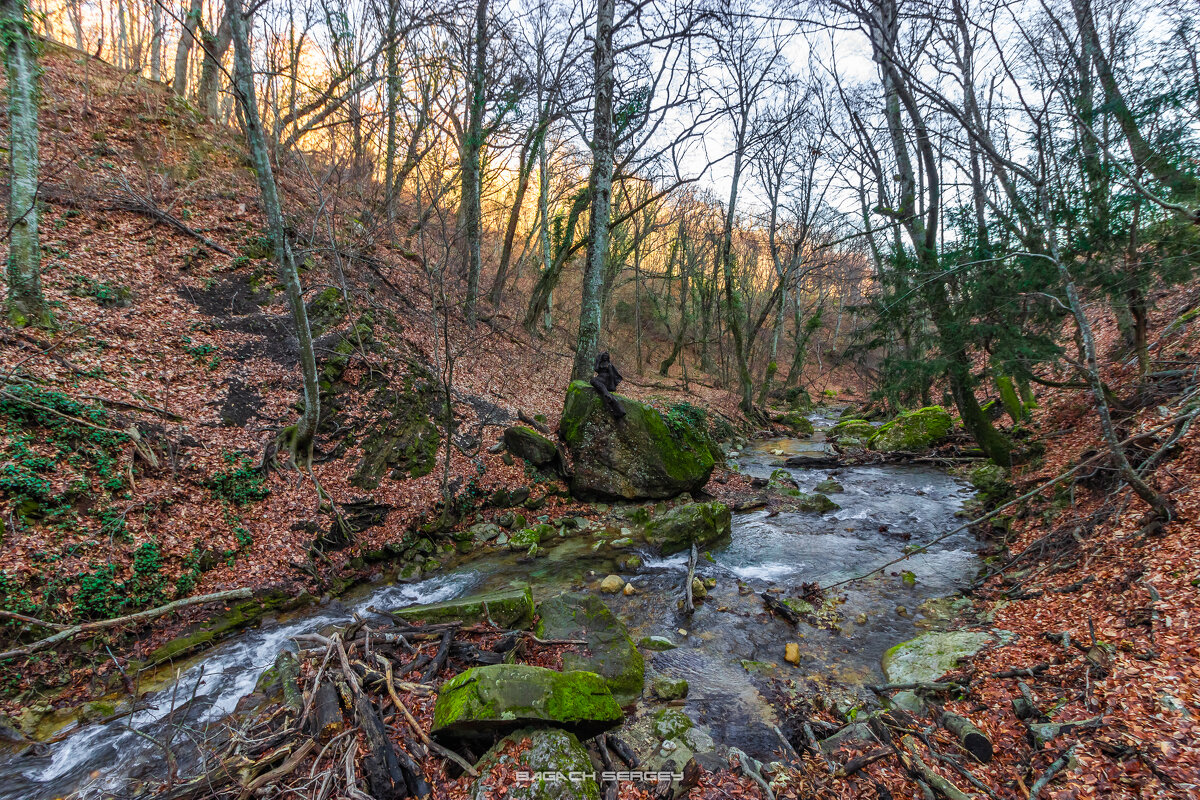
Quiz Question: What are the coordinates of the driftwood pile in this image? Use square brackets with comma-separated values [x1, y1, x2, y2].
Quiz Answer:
[158, 614, 566, 800]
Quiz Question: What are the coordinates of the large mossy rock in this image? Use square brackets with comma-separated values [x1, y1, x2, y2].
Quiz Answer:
[535, 593, 645, 704]
[560, 381, 714, 499]
[349, 366, 440, 489]
[830, 419, 875, 448]
[432, 664, 623, 747]
[641, 501, 732, 556]
[774, 411, 815, 435]
[469, 727, 600, 800]
[503, 426, 560, 468]
[882, 630, 994, 712]
[869, 406, 953, 453]
[391, 585, 535, 629]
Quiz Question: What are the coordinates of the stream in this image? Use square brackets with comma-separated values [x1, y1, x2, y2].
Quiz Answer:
[0, 410, 981, 799]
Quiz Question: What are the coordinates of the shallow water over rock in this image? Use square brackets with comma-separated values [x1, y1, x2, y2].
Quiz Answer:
[0, 410, 983, 798]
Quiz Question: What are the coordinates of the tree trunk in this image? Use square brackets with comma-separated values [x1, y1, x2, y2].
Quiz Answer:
[718, 114, 754, 411]
[227, 0, 320, 464]
[383, 0, 399, 237]
[2, 0, 47, 327]
[460, 0, 488, 326]
[570, 0, 615, 382]
[150, 0, 162, 81]
[197, 12, 232, 119]
[173, 0, 203, 96]
[489, 121, 541, 306]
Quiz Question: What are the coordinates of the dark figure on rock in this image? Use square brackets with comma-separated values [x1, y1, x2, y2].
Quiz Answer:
[591, 351, 625, 419]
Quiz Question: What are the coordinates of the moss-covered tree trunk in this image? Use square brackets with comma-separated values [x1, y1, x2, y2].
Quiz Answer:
[228, 0, 320, 463]
[2, 0, 47, 327]
[570, 0, 615, 382]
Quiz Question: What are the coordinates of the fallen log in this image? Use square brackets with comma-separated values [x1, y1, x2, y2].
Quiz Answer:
[941, 712, 993, 763]
[761, 592, 802, 625]
[422, 629, 454, 682]
[236, 738, 316, 800]
[835, 747, 891, 778]
[898, 735, 971, 800]
[607, 735, 639, 768]
[0, 587, 253, 660]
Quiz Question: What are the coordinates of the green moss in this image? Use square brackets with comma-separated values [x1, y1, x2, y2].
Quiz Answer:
[432, 664, 623, 741]
[653, 708, 693, 740]
[393, 585, 535, 629]
[869, 406, 953, 452]
[535, 593, 645, 703]
[561, 381, 714, 499]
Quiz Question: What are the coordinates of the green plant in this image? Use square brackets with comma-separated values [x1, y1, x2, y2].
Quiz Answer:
[664, 402, 707, 435]
[67, 275, 132, 308]
[180, 336, 220, 369]
[207, 452, 270, 505]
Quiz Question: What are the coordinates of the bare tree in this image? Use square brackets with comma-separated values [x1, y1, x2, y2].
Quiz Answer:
[227, 0, 321, 464]
[2, 0, 47, 326]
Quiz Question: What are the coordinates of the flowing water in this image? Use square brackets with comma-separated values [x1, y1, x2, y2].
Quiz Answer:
[0, 410, 981, 799]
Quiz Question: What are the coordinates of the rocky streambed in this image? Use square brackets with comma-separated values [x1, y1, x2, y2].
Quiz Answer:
[0, 410, 989, 799]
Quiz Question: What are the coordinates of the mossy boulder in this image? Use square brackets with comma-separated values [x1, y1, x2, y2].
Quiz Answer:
[813, 478, 843, 494]
[869, 406, 953, 453]
[350, 367, 440, 489]
[560, 381, 714, 500]
[882, 630, 994, 711]
[794, 492, 840, 513]
[640, 501, 732, 556]
[775, 411, 814, 435]
[503, 426, 560, 468]
[431, 664, 623, 747]
[966, 462, 1008, 495]
[469, 727, 600, 800]
[508, 524, 555, 551]
[392, 585, 535, 629]
[535, 593, 645, 704]
[830, 418, 875, 447]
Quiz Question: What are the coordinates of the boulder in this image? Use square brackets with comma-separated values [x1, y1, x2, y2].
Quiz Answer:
[469, 727, 600, 800]
[641, 501, 732, 556]
[795, 492, 840, 513]
[783, 452, 840, 468]
[869, 406, 953, 452]
[882, 630, 994, 711]
[651, 675, 689, 701]
[432, 664, 623, 747]
[392, 585, 535, 629]
[503, 426, 560, 468]
[599, 575, 624, 594]
[814, 479, 843, 494]
[536, 593, 645, 704]
[774, 411, 815, 435]
[560, 381, 714, 499]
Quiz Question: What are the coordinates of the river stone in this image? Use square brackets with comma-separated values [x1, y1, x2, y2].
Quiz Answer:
[814, 478, 843, 494]
[432, 664, 623, 747]
[599, 574, 624, 594]
[535, 593, 645, 704]
[560, 380, 715, 500]
[774, 411, 815, 435]
[869, 406, 953, 452]
[795, 492, 840, 513]
[638, 635, 677, 651]
[509, 524, 554, 551]
[882, 630, 994, 711]
[651, 675, 689, 701]
[503, 426, 560, 468]
[641, 501, 732, 556]
[392, 585, 535, 629]
[469, 727, 600, 800]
